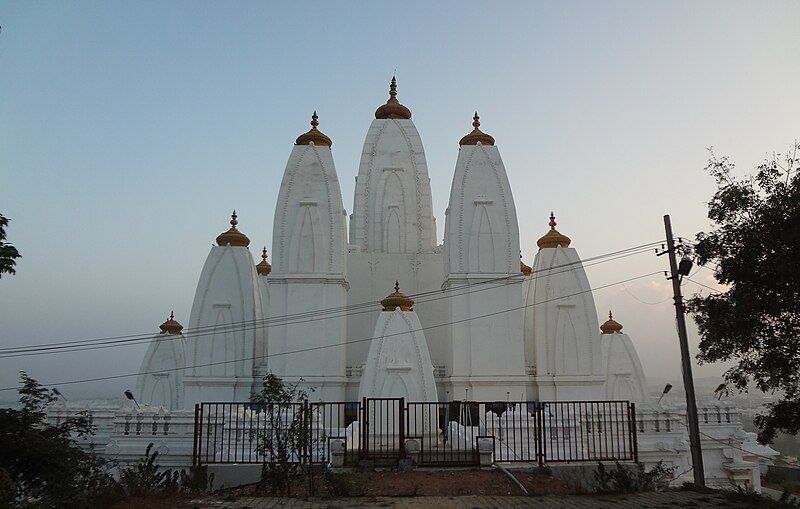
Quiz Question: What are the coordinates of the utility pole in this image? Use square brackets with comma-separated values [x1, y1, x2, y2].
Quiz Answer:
[660, 214, 705, 486]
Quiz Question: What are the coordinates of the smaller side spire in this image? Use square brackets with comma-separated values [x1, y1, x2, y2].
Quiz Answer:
[536, 211, 572, 249]
[600, 310, 623, 334]
[216, 210, 251, 247]
[159, 311, 184, 334]
[459, 112, 496, 146]
[256, 247, 272, 276]
[380, 280, 415, 311]
[375, 76, 412, 120]
[295, 111, 333, 147]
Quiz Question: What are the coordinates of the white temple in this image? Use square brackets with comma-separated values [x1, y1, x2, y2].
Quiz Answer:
[49, 79, 776, 491]
[135, 79, 633, 407]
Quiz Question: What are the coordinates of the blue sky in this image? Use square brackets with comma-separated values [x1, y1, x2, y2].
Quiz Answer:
[1, 1, 798, 399]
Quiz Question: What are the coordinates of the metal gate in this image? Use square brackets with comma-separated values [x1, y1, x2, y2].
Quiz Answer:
[192, 399, 638, 467]
[359, 397, 405, 462]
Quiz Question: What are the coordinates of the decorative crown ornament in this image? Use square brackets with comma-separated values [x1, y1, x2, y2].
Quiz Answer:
[295, 111, 333, 147]
[375, 76, 412, 120]
[600, 311, 624, 334]
[216, 210, 251, 247]
[159, 311, 184, 335]
[536, 212, 571, 249]
[256, 247, 272, 276]
[520, 251, 532, 276]
[380, 280, 415, 311]
[459, 112, 495, 146]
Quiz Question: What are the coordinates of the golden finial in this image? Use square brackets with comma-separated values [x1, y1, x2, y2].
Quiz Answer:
[520, 251, 532, 276]
[375, 75, 412, 120]
[381, 280, 415, 311]
[256, 246, 272, 276]
[600, 310, 623, 334]
[295, 111, 333, 147]
[159, 311, 183, 335]
[459, 111, 495, 146]
[216, 210, 251, 247]
[536, 211, 571, 249]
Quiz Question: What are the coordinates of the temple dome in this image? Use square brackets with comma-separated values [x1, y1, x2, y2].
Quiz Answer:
[459, 112, 495, 146]
[295, 111, 332, 147]
[216, 211, 250, 247]
[380, 281, 414, 311]
[159, 311, 183, 335]
[375, 76, 412, 120]
[536, 212, 571, 249]
[600, 311, 624, 334]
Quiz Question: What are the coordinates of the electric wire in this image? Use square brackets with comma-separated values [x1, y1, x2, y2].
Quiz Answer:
[0, 247, 657, 359]
[0, 242, 663, 357]
[0, 270, 662, 392]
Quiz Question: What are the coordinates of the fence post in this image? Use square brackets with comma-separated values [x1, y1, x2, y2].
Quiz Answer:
[536, 402, 544, 468]
[629, 402, 639, 463]
[399, 397, 406, 459]
[192, 404, 199, 466]
[360, 397, 368, 460]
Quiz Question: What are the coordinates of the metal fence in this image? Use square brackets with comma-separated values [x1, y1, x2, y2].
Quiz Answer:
[193, 399, 637, 467]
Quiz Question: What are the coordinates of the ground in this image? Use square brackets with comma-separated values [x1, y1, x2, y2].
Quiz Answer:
[112, 491, 796, 509]
[108, 469, 800, 509]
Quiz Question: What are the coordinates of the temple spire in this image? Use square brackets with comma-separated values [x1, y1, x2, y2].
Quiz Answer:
[536, 211, 571, 249]
[295, 111, 332, 147]
[256, 247, 272, 276]
[459, 111, 495, 146]
[375, 75, 412, 119]
[601, 310, 624, 334]
[216, 210, 251, 247]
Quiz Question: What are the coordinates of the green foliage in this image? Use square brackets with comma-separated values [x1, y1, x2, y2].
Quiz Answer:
[322, 470, 366, 497]
[689, 143, 800, 444]
[118, 443, 213, 496]
[0, 372, 117, 508]
[0, 468, 14, 509]
[0, 214, 21, 278]
[118, 443, 180, 497]
[594, 461, 675, 493]
[0, 374, 213, 508]
[250, 373, 314, 496]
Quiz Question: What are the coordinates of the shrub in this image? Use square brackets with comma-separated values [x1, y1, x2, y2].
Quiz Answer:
[594, 461, 675, 493]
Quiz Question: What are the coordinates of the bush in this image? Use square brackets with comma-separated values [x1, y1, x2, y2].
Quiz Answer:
[118, 443, 214, 497]
[0, 372, 118, 508]
[323, 470, 366, 497]
[594, 461, 675, 493]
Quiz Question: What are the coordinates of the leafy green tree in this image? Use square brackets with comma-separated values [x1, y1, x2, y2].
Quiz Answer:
[0, 214, 21, 278]
[250, 374, 314, 496]
[689, 142, 800, 444]
[0, 372, 117, 508]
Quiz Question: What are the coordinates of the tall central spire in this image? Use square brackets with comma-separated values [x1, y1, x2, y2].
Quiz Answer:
[375, 76, 412, 120]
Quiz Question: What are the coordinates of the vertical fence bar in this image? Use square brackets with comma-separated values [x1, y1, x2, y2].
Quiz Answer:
[192, 404, 199, 466]
[630, 402, 639, 462]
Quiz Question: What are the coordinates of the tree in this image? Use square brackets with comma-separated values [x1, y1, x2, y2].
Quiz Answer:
[0, 214, 21, 278]
[689, 142, 800, 444]
[249, 373, 314, 496]
[0, 372, 117, 507]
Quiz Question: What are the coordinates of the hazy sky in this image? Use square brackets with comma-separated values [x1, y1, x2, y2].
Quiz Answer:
[1, 1, 798, 401]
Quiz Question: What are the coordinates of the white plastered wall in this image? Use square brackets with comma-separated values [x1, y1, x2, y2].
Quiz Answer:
[267, 142, 349, 401]
[525, 246, 605, 400]
[443, 143, 528, 400]
[183, 245, 263, 405]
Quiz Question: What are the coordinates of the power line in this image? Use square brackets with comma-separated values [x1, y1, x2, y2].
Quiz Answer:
[621, 283, 672, 305]
[0, 247, 656, 358]
[684, 277, 723, 294]
[0, 270, 662, 392]
[0, 242, 662, 358]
